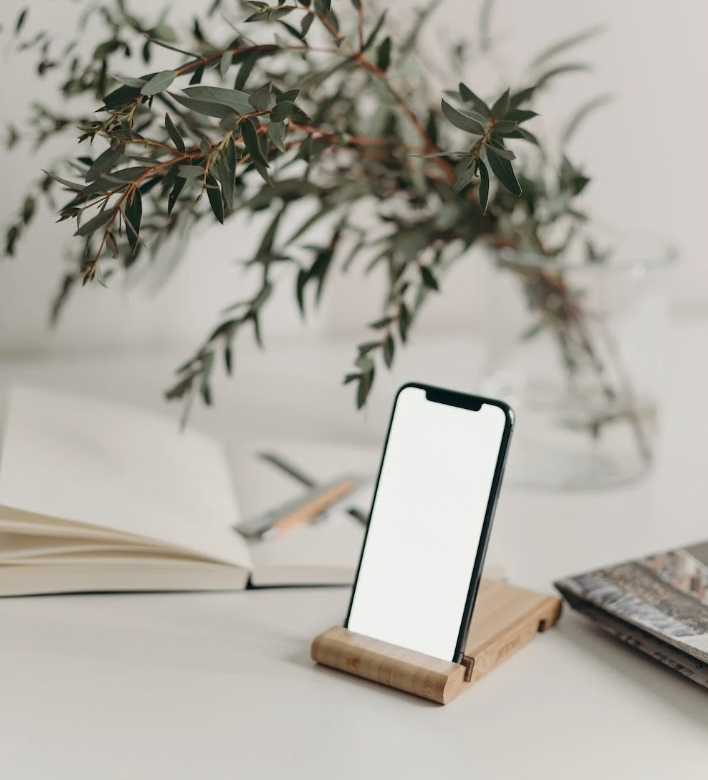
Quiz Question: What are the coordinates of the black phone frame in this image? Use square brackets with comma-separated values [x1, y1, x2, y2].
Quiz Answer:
[342, 381, 515, 665]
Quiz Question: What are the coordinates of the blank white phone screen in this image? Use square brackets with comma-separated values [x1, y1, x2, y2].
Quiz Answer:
[347, 386, 508, 661]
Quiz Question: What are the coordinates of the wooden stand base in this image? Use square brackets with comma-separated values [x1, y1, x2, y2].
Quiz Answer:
[311, 579, 562, 704]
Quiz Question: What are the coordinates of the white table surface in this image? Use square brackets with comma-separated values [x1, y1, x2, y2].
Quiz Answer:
[1, 324, 707, 779]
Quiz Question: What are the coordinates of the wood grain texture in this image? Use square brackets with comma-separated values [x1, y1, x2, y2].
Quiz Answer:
[311, 579, 562, 704]
[311, 625, 466, 704]
[463, 578, 562, 685]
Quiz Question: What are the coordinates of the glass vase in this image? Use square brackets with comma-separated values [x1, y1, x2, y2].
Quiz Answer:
[478, 235, 677, 490]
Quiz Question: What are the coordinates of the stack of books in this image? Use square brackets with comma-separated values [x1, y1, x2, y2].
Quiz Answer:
[556, 542, 708, 689]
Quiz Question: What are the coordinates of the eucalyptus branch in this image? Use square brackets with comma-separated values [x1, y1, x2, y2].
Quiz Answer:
[3, 0, 615, 419]
[166, 265, 277, 409]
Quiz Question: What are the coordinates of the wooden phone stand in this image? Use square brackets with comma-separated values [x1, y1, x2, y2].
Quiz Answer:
[311, 579, 562, 704]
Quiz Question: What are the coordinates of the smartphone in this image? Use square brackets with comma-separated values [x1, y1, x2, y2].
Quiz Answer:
[344, 383, 513, 664]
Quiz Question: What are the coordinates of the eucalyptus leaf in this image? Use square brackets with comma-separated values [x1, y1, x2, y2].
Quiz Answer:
[224, 343, 233, 375]
[102, 84, 142, 110]
[168, 177, 186, 216]
[453, 164, 477, 193]
[490, 88, 510, 118]
[477, 158, 490, 213]
[181, 85, 253, 114]
[420, 265, 439, 291]
[189, 64, 205, 85]
[178, 165, 205, 179]
[270, 100, 295, 123]
[509, 86, 536, 109]
[93, 40, 121, 61]
[355, 353, 374, 372]
[441, 99, 485, 134]
[505, 127, 540, 145]
[15, 8, 29, 35]
[280, 21, 305, 41]
[534, 62, 590, 89]
[5, 226, 19, 256]
[42, 170, 84, 191]
[220, 51, 232, 78]
[362, 10, 387, 51]
[370, 316, 393, 330]
[377, 36, 391, 71]
[398, 302, 410, 343]
[272, 6, 296, 20]
[22, 195, 35, 224]
[249, 81, 275, 111]
[485, 142, 516, 160]
[486, 145, 522, 196]
[458, 112, 488, 134]
[77, 176, 121, 198]
[383, 333, 395, 367]
[267, 120, 286, 152]
[115, 74, 147, 88]
[141, 70, 175, 96]
[218, 137, 237, 210]
[104, 167, 149, 182]
[75, 208, 114, 237]
[124, 188, 142, 254]
[414, 150, 471, 158]
[296, 268, 309, 315]
[459, 82, 490, 115]
[356, 370, 373, 409]
[164, 113, 186, 153]
[241, 118, 269, 167]
[206, 173, 224, 224]
[491, 120, 517, 135]
[301, 12, 314, 37]
[171, 93, 235, 119]
[506, 109, 538, 122]
[235, 51, 258, 90]
[276, 88, 300, 104]
[85, 147, 124, 182]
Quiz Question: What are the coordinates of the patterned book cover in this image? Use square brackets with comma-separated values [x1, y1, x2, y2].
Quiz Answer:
[555, 541, 708, 687]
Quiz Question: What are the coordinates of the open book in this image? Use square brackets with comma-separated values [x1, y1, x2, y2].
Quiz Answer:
[0, 386, 375, 596]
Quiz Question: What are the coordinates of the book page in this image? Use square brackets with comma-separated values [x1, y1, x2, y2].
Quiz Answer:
[0, 560, 249, 597]
[0, 530, 181, 561]
[0, 386, 250, 569]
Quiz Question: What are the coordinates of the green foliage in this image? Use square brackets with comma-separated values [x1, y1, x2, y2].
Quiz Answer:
[2, 0, 610, 413]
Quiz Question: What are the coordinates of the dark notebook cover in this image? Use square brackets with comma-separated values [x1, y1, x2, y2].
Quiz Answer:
[555, 541, 708, 689]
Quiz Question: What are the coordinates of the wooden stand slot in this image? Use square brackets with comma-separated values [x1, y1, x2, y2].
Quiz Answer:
[311, 579, 562, 704]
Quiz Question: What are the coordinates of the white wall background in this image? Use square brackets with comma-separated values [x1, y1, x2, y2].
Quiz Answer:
[0, 0, 705, 360]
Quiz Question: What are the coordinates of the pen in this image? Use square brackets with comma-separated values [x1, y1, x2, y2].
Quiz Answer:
[237, 477, 356, 540]
[258, 451, 369, 526]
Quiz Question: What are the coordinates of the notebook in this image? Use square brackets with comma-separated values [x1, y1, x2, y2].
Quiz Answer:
[0, 385, 375, 596]
[555, 541, 708, 689]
